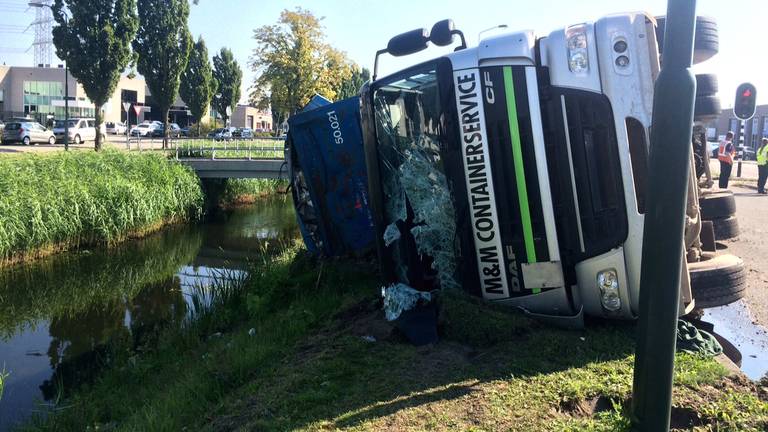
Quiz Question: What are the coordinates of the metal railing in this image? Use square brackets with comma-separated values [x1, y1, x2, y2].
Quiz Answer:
[172, 138, 285, 160]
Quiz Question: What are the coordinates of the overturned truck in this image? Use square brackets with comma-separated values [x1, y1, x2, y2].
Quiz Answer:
[290, 12, 745, 321]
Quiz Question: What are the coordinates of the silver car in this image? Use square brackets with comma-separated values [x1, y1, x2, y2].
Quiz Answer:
[1, 121, 56, 145]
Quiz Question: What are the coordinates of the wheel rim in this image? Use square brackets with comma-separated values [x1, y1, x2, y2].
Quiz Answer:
[49, 137, 55, 145]
[23, 137, 30, 145]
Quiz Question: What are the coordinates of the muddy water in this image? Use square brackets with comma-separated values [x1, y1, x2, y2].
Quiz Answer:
[0, 199, 297, 431]
[704, 300, 768, 380]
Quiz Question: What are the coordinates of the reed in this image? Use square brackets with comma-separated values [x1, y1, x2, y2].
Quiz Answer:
[0, 151, 203, 266]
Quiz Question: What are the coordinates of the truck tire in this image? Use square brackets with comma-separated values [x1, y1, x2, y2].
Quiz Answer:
[712, 216, 739, 240]
[695, 74, 718, 96]
[699, 191, 736, 220]
[689, 254, 745, 308]
[656, 16, 719, 65]
[694, 95, 721, 120]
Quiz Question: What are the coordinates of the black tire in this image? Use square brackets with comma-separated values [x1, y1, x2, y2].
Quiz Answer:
[695, 95, 721, 120]
[22, 136, 30, 146]
[712, 215, 739, 240]
[48, 136, 55, 145]
[689, 254, 745, 308]
[74, 134, 81, 145]
[656, 16, 719, 65]
[695, 74, 718, 96]
[699, 191, 736, 220]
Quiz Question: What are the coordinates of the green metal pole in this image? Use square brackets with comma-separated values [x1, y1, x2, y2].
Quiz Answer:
[631, 0, 697, 430]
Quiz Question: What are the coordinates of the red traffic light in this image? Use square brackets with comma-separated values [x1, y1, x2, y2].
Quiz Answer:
[734, 82, 757, 121]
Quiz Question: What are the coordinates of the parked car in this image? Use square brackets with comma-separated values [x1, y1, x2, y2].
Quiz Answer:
[151, 123, 181, 138]
[52, 118, 104, 144]
[106, 121, 127, 135]
[130, 121, 162, 137]
[234, 128, 254, 139]
[2, 121, 56, 145]
[207, 128, 233, 141]
[180, 127, 191, 137]
[736, 145, 756, 161]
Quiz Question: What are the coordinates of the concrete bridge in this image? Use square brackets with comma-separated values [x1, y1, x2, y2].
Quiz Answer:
[177, 158, 287, 179]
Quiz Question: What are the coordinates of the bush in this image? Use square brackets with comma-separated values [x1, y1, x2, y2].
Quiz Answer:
[0, 151, 203, 265]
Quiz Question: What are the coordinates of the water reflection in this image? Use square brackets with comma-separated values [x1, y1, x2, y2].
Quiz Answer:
[0, 198, 297, 430]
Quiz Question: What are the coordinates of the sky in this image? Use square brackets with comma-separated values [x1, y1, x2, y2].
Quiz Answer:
[0, 0, 766, 106]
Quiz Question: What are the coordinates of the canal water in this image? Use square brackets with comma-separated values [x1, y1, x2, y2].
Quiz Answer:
[0, 198, 297, 431]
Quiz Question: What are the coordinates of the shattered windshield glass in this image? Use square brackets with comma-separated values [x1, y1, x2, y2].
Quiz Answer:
[373, 65, 460, 292]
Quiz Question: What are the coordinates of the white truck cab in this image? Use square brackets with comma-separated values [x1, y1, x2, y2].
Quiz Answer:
[361, 13, 729, 320]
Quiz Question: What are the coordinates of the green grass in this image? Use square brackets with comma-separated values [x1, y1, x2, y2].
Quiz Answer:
[0, 150, 203, 265]
[22, 242, 379, 431]
[173, 139, 284, 159]
[0, 368, 6, 402]
[221, 179, 288, 205]
[21, 247, 768, 432]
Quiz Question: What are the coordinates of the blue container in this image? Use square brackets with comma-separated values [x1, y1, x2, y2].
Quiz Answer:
[287, 97, 375, 256]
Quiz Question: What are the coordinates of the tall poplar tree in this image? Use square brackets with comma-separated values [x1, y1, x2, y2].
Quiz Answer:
[133, 0, 192, 148]
[212, 48, 242, 126]
[51, 0, 138, 151]
[180, 37, 216, 137]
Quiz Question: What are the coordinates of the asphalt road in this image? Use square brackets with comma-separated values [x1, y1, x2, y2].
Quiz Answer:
[719, 187, 768, 325]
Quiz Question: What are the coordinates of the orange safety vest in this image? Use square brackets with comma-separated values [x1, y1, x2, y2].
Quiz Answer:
[718, 140, 734, 165]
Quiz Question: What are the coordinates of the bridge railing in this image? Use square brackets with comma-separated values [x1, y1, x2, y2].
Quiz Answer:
[173, 138, 285, 160]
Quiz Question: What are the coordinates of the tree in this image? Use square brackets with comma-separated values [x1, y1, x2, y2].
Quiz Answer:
[338, 67, 371, 100]
[51, 0, 138, 151]
[250, 8, 353, 121]
[212, 48, 243, 126]
[180, 36, 216, 137]
[133, 0, 192, 149]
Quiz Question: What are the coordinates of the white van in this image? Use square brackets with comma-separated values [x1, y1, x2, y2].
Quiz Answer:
[53, 118, 104, 144]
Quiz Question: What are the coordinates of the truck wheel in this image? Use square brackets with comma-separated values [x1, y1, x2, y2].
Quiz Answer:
[656, 16, 719, 65]
[712, 216, 739, 240]
[689, 254, 745, 308]
[699, 191, 736, 220]
[694, 95, 721, 121]
[695, 74, 718, 96]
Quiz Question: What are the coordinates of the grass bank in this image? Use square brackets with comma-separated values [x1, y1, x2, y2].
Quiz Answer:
[22, 246, 768, 431]
[0, 151, 203, 266]
[221, 179, 288, 206]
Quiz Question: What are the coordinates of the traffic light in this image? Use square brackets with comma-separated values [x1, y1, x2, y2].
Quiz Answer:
[734, 82, 757, 120]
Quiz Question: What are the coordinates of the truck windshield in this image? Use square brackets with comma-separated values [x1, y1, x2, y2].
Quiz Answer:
[372, 64, 460, 291]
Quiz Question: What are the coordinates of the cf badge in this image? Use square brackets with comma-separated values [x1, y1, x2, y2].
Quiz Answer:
[484, 71, 495, 104]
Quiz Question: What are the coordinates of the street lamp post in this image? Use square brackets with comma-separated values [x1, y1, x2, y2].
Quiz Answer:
[29, 2, 69, 151]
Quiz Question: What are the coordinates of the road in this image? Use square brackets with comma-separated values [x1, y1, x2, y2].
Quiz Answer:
[720, 187, 768, 325]
[709, 159, 759, 181]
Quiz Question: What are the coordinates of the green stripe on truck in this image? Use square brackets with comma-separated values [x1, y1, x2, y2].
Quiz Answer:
[502, 67, 539, 294]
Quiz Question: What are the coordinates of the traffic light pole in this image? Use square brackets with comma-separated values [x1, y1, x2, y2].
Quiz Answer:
[631, 0, 697, 430]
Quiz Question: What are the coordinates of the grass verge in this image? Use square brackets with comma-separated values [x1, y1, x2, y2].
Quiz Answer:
[21, 248, 768, 431]
[0, 150, 203, 266]
[221, 179, 288, 206]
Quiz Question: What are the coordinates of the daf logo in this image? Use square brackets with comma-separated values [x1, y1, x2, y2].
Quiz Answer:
[484, 72, 495, 104]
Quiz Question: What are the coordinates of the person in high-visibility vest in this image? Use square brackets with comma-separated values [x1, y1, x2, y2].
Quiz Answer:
[757, 138, 768, 194]
[718, 131, 736, 189]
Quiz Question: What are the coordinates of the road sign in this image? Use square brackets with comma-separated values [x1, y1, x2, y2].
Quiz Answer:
[734, 83, 757, 121]
[123, 102, 131, 112]
[133, 105, 141, 116]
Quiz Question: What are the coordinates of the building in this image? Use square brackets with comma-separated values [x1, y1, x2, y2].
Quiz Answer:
[707, 104, 768, 149]
[0, 65, 267, 130]
[230, 104, 272, 131]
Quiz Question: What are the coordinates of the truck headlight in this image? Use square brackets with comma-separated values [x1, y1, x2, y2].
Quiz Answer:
[566, 25, 589, 74]
[597, 269, 621, 311]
